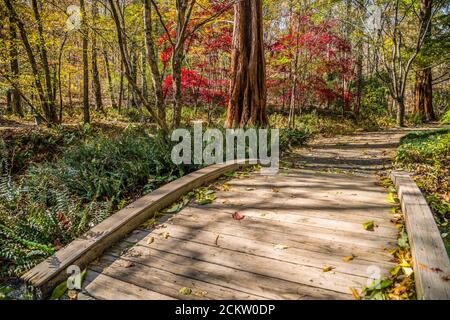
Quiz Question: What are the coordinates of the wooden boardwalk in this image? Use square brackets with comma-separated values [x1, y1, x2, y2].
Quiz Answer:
[80, 169, 399, 300]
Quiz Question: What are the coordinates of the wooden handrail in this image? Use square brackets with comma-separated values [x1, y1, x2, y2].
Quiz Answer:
[391, 171, 450, 300]
[22, 160, 254, 298]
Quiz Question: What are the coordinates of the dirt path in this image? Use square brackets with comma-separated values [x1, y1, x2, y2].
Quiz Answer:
[284, 125, 441, 174]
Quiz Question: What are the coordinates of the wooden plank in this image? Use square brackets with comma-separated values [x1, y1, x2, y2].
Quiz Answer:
[211, 198, 396, 227]
[90, 255, 264, 300]
[171, 206, 397, 250]
[77, 292, 96, 300]
[82, 270, 175, 300]
[152, 216, 393, 263]
[200, 203, 398, 237]
[113, 234, 367, 295]
[129, 224, 395, 276]
[21, 160, 252, 297]
[391, 171, 450, 300]
[103, 244, 351, 300]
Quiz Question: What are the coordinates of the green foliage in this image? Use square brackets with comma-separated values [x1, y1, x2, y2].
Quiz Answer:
[0, 128, 184, 278]
[361, 76, 389, 113]
[396, 129, 450, 257]
[441, 110, 450, 125]
[270, 110, 395, 137]
[397, 129, 450, 165]
[279, 127, 311, 150]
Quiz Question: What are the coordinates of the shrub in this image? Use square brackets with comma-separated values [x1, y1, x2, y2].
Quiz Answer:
[279, 127, 311, 150]
[441, 110, 450, 125]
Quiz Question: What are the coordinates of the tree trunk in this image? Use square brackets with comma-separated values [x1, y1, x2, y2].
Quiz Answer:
[353, 3, 364, 118]
[108, 0, 168, 131]
[8, 16, 22, 116]
[414, 0, 435, 121]
[396, 97, 405, 127]
[143, 0, 166, 122]
[31, 0, 57, 123]
[91, 1, 103, 112]
[171, 0, 189, 128]
[118, 58, 124, 113]
[103, 49, 118, 109]
[226, 0, 268, 129]
[80, 0, 90, 123]
[5, 0, 54, 124]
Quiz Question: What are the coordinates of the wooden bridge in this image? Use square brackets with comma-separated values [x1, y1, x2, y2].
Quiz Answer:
[22, 128, 450, 300]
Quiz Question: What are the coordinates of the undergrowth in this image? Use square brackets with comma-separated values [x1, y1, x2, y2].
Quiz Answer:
[0, 127, 184, 278]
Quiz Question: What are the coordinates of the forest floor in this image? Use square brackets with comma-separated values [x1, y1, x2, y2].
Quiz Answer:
[79, 126, 440, 300]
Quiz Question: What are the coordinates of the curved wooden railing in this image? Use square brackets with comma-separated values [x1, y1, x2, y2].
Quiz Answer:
[22, 160, 254, 297]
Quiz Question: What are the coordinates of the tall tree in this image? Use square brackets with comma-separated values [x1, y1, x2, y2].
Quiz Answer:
[376, 0, 433, 127]
[143, 0, 165, 123]
[80, 0, 90, 123]
[7, 14, 22, 116]
[414, 0, 435, 121]
[91, 0, 103, 112]
[171, 0, 195, 128]
[4, 0, 56, 123]
[108, 0, 168, 131]
[226, 0, 268, 128]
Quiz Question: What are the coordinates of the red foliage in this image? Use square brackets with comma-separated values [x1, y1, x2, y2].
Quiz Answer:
[163, 69, 228, 106]
[268, 15, 354, 109]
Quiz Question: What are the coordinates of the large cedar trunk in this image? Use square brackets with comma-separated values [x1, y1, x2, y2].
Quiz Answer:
[414, 0, 435, 121]
[416, 68, 435, 121]
[226, 0, 268, 129]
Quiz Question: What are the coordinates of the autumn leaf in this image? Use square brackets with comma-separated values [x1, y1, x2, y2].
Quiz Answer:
[342, 255, 355, 262]
[387, 192, 397, 204]
[67, 290, 78, 300]
[179, 287, 192, 296]
[246, 187, 256, 191]
[193, 290, 208, 297]
[146, 237, 155, 245]
[274, 244, 289, 250]
[363, 221, 375, 231]
[322, 265, 335, 272]
[161, 232, 170, 239]
[350, 287, 360, 300]
[232, 212, 245, 221]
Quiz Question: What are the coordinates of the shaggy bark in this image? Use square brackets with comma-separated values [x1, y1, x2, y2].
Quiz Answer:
[414, 0, 435, 121]
[226, 0, 268, 128]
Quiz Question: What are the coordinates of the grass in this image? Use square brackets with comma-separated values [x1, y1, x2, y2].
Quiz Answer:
[396, 128, 450, 257]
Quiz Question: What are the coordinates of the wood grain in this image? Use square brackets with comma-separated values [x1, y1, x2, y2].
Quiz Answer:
[391, 171, 450, 300]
